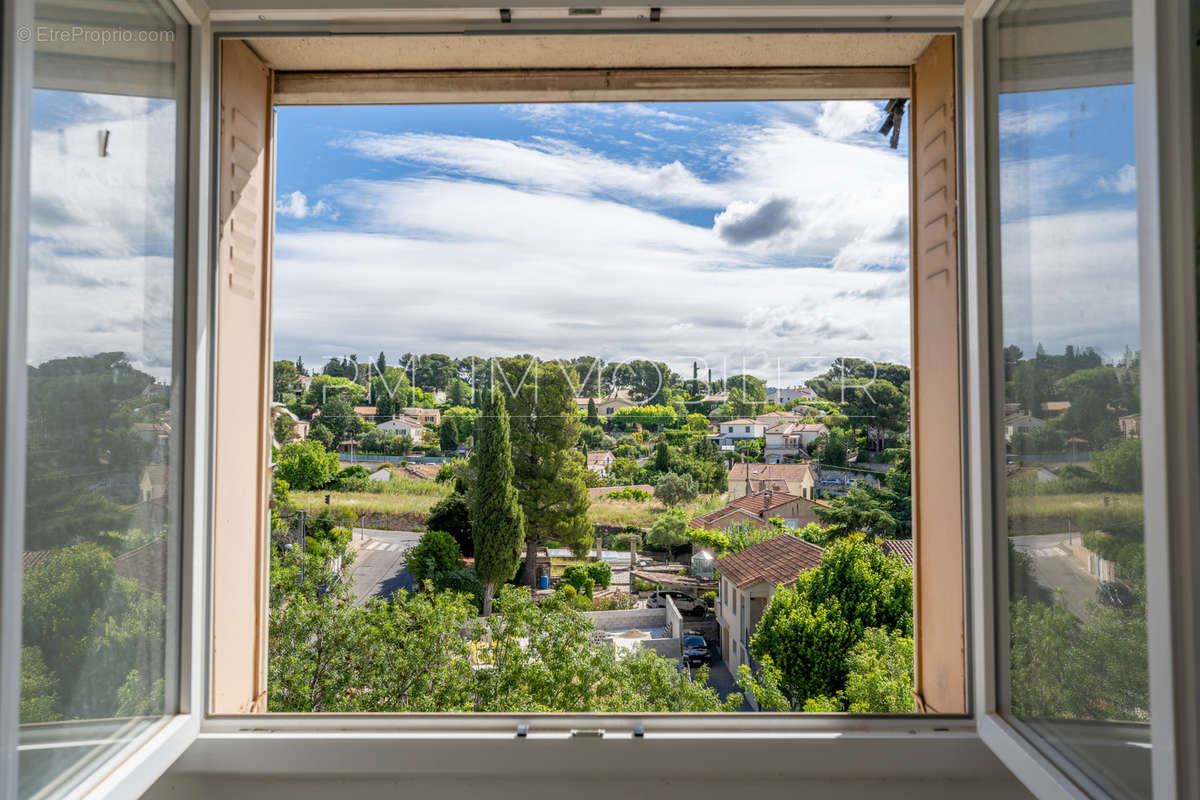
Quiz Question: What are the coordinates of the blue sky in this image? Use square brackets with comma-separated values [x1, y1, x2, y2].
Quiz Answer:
[271, 100, 914, 386]
[997, 84, 1140, 361]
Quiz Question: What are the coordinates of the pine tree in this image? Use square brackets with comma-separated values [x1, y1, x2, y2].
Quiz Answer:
[296, 355, 306, 376]
[586, 397, 600, 427]
[469, 389, 525, 615]
[376, 351, 387, 378]
[439, 415, 460, 453]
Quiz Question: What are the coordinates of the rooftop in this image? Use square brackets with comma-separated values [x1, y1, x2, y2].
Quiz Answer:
[715, 534, 825, 589]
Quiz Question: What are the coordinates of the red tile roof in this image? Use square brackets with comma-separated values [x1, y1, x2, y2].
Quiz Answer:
[690, 489, 827, 528]
[728, 462, 814, 483]
[715, 534, 825, 588]
[879, 538, 914, 566]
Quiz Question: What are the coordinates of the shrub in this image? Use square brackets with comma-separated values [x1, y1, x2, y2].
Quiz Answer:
[332, 465, 371, 492]
[426, 492, 472, 557]
[654, 472, 698, 507]
[701, 591, 717, 608]
[633, 577, 657, 593]
[604, 487, 652, 502]
[406, 530, 464, 584]
[587, 561, 613, 588]
[276, 439, 340, 490]
[561, 565, 601, 595]
[612, 532, 643, 550]
[431, 567, 484, 613]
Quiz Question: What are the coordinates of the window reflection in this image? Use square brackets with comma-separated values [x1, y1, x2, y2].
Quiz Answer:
[996, 1, 1150, 797]
[19, 1, 184, 796]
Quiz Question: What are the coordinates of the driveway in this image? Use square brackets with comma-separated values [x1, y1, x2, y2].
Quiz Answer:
[705, 652, 753, 711]
[347, 528, 422, 603]
[1011, 532, 1100, 617]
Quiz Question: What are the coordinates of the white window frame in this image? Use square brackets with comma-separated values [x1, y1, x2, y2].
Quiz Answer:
[1, 2, 1197, 798]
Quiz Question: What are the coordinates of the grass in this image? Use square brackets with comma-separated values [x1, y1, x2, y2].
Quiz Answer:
[587, 493, 726, 529]
[1006, 492, 1142, 535]
[293, 480, 452, 516]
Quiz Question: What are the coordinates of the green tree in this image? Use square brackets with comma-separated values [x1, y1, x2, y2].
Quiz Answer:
[448, 377, 471, 407]
[841, 627, 916, 712]
[1091, 437, 1143, 492]
[404, 530, 465, 585]
[654, 472, 698, 507]
[276, 439, 340, 490]
[647, 509, 691, 559]
[469, 389, 526, 615]
[439, 415, 460, 453]
[586, 397, 600, 427]
[273, 359, 300, 402]
[306, 421, 334, 450]
[426, 492, 473, 557]
[20, 647, 60, 723]
[317, 395, 360, 446]
[751, 536, 912, 706]
[499, 359, 593, 581]
[654, 439, 671, 472]
[814, 484, 900, 540]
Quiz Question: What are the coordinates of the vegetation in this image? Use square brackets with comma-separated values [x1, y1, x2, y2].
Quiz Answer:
[276, 439, 341, 491]
[746, 536, 912, 709]
[654, 472, 698, 507]
[404, 530, 465, 584]
[469, 389, 526, 614]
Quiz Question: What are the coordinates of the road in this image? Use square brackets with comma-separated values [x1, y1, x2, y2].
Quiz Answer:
[1010, 532, 1100, 617]
[347, 528, 422, 604]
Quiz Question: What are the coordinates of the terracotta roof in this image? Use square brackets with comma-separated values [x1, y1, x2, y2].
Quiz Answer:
[23, 549, 59, 570]
[879, 538, 914, 566]
[353, 406, 378, 416]
[115, 537, 168, 595]
[586, 450, 615, 466]
[715, 534, 825, 588]
[722, 418, 757, 426]
[691, 489, 826, 528]
[728, 462, 814, 483]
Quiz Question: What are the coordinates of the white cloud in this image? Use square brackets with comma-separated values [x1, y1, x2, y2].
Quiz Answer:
[999, 106, 1083, 137]
[814, 101, 883, 141]
[1094, 164, 1136, 195]
[276, 190, 331, 219]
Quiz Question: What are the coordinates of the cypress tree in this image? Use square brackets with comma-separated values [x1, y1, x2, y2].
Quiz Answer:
[469, 388, 525, 615]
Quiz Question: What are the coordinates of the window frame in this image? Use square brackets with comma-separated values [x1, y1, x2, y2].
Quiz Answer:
[1, 2, 1197, 798]
[966, 0, 1200, 798]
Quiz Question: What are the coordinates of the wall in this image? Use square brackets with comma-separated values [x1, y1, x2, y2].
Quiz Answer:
[639, 637, 682, 658]
[665, 594, 683, 639]
[582, 607, 666, 631]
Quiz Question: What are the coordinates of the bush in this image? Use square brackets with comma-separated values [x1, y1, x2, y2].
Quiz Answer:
[332, 465, 372, 492]
[406, 530, 464, 584]
[654, 472, 698, 507]
[604, 487, 652, 502]
[276, 439, 340, 490]
[431, 567, 484, 612]
[612, 532, 643, 550]
[561, 565, 601, 595]
[633, 577, 658, 593]
[587, 561, 613, 588]
[425, 492, 472, 557]
[701, 591, 717, 608]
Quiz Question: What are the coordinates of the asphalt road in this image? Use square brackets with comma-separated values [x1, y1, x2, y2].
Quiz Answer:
[348, 528, 422, 604]
[1010, 532, 1100, 617]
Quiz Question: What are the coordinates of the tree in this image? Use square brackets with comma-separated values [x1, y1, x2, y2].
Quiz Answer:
[273, 359, 300, 402]
[306, 422, 334, 450]
[654, 472, 698, 507]
[448, 377, 471, 407]
[375, 351, 387, 377]
[646, 509, 691, 559]
[586, 397, 600, 427]
[841, 627, 916, 712]
[654, 439, 671, 472]
[296, 355, 306, 376]
[405, 530, 465, 584]
[317, 395, 359, 446]
[469, 389, 526, 615]
[276, 439, 340, 490]
[1091, 436, 1143, 493]
[500, 359, 593, 581]
[750, 536, 912, 706]
[439, 415, 460, 453]
[426, 492, 473, 557]
[814, 484, 900, 540]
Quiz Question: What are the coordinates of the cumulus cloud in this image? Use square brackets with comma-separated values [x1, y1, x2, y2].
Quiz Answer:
[814, 101, 883, 141]
[276, 190, 331, 219]
[1094, 164, 1136, 195]
[714, 197, 797, 245]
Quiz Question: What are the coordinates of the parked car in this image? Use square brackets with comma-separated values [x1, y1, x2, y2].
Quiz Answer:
[1097, 581, 1137, 609]
[647, 590, 706, 616]
[681, 635, 712, 666]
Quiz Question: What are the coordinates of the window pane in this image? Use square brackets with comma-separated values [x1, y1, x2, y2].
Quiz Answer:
[19, 1, 186, 796]
[993, 1, 1150, 797]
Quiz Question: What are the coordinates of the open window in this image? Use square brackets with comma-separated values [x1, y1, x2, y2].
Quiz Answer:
[207, 31, 969, 717]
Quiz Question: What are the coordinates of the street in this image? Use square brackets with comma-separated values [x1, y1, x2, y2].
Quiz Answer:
[347, 528, 422, 604]
[1010, 532, 1100, 617]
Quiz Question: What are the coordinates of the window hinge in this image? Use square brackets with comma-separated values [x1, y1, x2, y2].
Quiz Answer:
[516, 723, 529, 738]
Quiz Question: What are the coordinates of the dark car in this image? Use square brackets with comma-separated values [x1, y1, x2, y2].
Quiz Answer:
[682, 635, 712, 667]
[1097, 581, 1137, 609]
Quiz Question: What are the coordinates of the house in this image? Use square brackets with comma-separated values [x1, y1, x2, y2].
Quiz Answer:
[689, 489, 827, 531]
[585, 450, 615, 475]
[1004, 413, 1045, 441]
[1119, 413, 1141, 439]
[879, 538, 915, 566]
[402, 407, 441, 426]
[1039, 400, 1071, 418]
[699, 390, 729, 404]
[764, 421, 828, 463]
[596, 389, 638, 417]
[139, 464, 169, 503]
[728, 462, 816, 500]
[353, 405, 378, 421]
[367, 466, 394, 482]
[291, 419, 309, 442]
[715, 534, 826, 685]
[766, 385, 817, 405]
[377, 415, 426, 439]
[712, 418, 766, 448]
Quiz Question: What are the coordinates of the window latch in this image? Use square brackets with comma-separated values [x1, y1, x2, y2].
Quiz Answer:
[570, 728, 605, 738]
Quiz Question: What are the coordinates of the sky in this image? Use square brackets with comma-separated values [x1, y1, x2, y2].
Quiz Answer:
[997, 84, 1140, 362]
[271, 100, 914, 387]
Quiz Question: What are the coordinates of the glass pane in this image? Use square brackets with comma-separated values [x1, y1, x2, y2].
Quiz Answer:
[994, 1, 1150, 797]
[19, 1, 186, 796]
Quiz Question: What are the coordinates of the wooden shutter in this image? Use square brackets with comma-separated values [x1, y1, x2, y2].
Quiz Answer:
[212, 39, 274, 713]
[909, 34, 965, 714]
